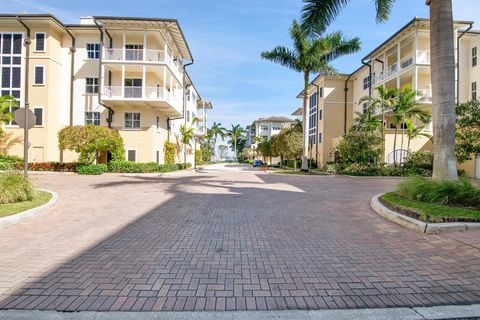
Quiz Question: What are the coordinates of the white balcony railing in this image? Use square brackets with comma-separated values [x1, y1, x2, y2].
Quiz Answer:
[102, 86, 182, 108]
[103, 48, 183, 80]
[400, 55, 413, 69]
[386, 63, 398, 77]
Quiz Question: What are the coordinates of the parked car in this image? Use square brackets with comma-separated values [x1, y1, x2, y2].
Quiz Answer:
[253, 160, 264, 167]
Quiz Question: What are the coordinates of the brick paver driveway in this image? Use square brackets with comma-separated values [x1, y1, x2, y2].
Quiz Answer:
[1, 164, 479, 312]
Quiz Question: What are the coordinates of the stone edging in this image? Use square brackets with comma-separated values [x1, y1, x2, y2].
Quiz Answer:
[0, 189, 58, 229]
[370, 194, 480, 234]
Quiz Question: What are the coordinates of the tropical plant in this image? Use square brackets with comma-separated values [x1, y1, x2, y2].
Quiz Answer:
[210, 122, 226, 158]
[336, 131, 382, 165]
[261, 20, 360, 170]
[0, 95, 17, 125]
[179, 124, 194, 167]
[58, 126, 125, 164]
[359, 86, 397, 159]
[456, 100, 480, 164]
[163, 141, 177, 165]
[405, 121, 431, 154]
[284, 127, 303, 171]
[351, 106, 382, 133]
[0, 131, 22, 155]
[0, 171, 33, 204]
[302, 0, 459, 181]
[226, 124, 245, 161]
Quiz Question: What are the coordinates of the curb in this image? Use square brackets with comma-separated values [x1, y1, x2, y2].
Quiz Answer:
[370, 194, 480, 234]
[0, 189, 58, 229]
[0, 304, 479, 319]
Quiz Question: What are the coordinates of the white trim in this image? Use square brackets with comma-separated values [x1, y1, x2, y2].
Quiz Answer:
[85, 42, 100, 60]
[33, 32, 46, 53]
[32, 106, 44, 127]
[33, 64, 45, 85]
[126, 149, 137, 162]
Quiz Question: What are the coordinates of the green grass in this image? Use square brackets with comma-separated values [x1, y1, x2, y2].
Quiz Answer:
[0, 190, 52, 218]
[381, 192, 480, 223]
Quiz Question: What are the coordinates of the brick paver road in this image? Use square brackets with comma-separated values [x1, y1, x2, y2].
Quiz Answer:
[1, 164, 479, 311]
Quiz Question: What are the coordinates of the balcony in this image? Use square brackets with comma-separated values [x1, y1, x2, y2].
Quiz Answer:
[416, 50, 430, 64]
[103, 48, 183, 81]
[102, 86, 182, 115]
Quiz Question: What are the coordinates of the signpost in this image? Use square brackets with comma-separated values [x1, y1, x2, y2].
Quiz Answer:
[14, 108, 36, 176]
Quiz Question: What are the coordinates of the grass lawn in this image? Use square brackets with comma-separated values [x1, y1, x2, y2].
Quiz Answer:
[0, 190, 52, 218]
[381, 192, 480, 223]
[271, 168, 328, 176]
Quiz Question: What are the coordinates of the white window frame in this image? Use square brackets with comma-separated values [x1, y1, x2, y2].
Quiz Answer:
[473, 46, 477, 67]
[86, 43, 100, 60]
[260, 125, 269, 131]
[32, 107, 44, 127]
[33, 65, 45, 85]
[34, 32, 46, 53]
[85, 77, 99, 94]
[124, 112, 141, 129]
[363, 76, 371, 90]
[85, 111, 101, 125]
[126, 149, 137, 162]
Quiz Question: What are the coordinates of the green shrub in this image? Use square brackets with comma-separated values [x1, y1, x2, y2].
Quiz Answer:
[76, 164, 108, 175]
[0, 155, 22, 170]
[336, 131, 382, 164]
[108, 161, 160, 173]
[404, 152, 433, 170]
[195, 150, 202, 165]
[337, 163, 432, 177]
[0, 172, 34, 204]
[396, 177, 480, 208]
[164, 142, 176, 165]
[15, 162, 79, 172]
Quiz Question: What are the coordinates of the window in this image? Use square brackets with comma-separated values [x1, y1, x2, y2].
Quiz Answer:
[34, 33, 46, 52]
[473, 47, 478, 67]
[33, 107, 43, 126]
[309, 92, 318, 145]
[1, 33, 21, 125]
[261, 135, 268, 140]
[125, 44, 143, 61]
[187, 111, 190, 122]
[85, 77, 98, 94]
[260, 125, 269, 131]
[127, 150, 136, 162]
[362, 103, 369, 114]
[156, 116, 160, 129]
[473, 82, 477, 101]
[156, 151, 160, 163]
[124, 112, 141, 129]
[86, 43, 100, 59]
[186, 89, 191, 101]
[363, 75, 371, 90]
[272, 125, 282, 131]
[318, 132, 322, 144]
[319, 109, 323, 121]
[85, 111, 100, 125]
[33, 65, 45, 85]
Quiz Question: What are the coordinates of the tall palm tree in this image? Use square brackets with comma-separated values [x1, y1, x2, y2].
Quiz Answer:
[227, 124, 244, 161]
[359, 86, 397, 161]
[179, 124, 194, 167]
[261, 20, 360, 170]
[210, 122, 226, 158]
[302, 0, 458, 180]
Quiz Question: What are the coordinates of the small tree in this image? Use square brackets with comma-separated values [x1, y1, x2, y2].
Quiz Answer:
[179, 124, 194, 167]
[58, 126, 125, 164]
[164, 141, 177, 165]
[336, 131, 382, 165]
[456, 100, 480, 164]
[0, 95, 21, 155]
[284, 128, 303, 171]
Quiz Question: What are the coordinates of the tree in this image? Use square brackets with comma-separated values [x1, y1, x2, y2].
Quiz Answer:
[284, 128, 303, 171]
[302, 0, 458, 181]
[0, 95, 22, 155]
[351, 108, 382, 133]
[210, 122, 226, 158]
[405, 121, 430, 154]
[258, 138, 273, 164]
[456, 100, 480, 164]
[227, 124, 245, 161]
[261, 20, 360, 171]
[179, 124, 194, 167]
[58, 126, 125, 164]
[336, 131, 382, 165]
[359, 86, 397, 160]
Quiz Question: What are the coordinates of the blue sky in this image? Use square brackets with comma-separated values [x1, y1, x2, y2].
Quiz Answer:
[4, 0, 480, 132]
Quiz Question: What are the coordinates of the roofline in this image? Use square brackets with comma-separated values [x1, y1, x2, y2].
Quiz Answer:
[362, 17, 475, 60]
[296, 73, 350, 98]
[92, 16, 193, 62]
[0, 13, 66, 29]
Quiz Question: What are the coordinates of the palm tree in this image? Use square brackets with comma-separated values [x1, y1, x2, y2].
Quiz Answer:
[179, 124, 194, 167]
[227, 124, 244, 161]
[302, 0, 458, 180]
[261, 20, 360, 170]
[351, 110, 382, 133]
[210, 122, 226, 158]
[359, 86, 397, 161]
[0, 95, 17, 125]
[0, 131, 22, 155]
[405, 121, 431, 154]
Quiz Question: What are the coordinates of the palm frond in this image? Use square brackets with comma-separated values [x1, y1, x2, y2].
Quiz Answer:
[375, 0, 395, 22]
[301, 0, 351, 35]
[261, 46, 300, 72]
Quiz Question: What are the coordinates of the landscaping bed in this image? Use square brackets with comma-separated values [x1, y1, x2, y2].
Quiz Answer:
[0, 190, 52, 218]
[379, 192, 480, 223]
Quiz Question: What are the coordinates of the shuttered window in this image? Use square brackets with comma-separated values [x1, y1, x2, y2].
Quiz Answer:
[35, 33, 46, 52]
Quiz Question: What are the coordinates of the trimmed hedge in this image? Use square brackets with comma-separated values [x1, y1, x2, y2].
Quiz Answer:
[76, 164, 108, 175]
[0, 171, 34, 204]
[13, 161, 79, 172]
[108, 161, 192, 173]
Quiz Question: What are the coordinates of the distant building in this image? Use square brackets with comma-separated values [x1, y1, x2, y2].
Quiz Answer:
[245, 116, 294, 147]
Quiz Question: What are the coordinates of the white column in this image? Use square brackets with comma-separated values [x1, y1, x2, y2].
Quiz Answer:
[414, 67, 418, 92]
[143, 30, 147, 61]
[121, 64, 125, 98]
[163, 66, 167, 98]
[142, 65, 146, 98]
[122, 31, 126, 60]
[397, 42, 401, 73]
[414, 29, 418, 65]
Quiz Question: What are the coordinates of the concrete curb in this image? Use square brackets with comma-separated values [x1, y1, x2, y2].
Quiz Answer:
[371, 194, 480, 234]
[0, 304, 479, 319]
[0, 189, 58, 229]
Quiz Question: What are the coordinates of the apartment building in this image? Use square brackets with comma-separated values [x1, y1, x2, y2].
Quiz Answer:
[245, 116, 294, 147]
[0, 14, 211, 165]
[297, 17, 480, 178]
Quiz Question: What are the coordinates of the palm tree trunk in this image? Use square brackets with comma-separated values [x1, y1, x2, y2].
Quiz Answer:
[234, 136, 237, 162]
[429, 0, 458, 181]
[400, 125, 405, 164]
[301, 71, 310, 171]
[393, 127, 398, 166]
[407, 136, 411, 154]
[381, 109, 385, 163]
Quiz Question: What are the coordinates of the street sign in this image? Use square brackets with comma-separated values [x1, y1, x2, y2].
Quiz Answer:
[14, 108, 36, 129]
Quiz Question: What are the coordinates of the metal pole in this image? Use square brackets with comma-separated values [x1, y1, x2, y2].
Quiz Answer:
[17, 17, 30, 177]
